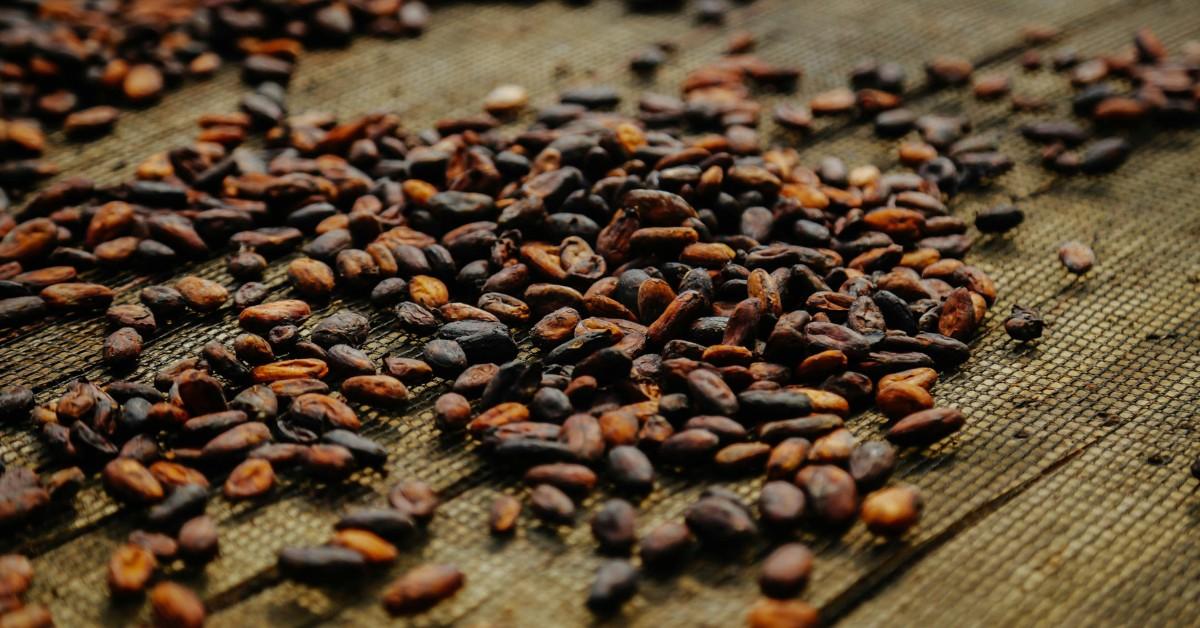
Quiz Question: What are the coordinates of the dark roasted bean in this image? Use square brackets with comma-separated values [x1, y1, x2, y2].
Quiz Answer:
[759, 480, 806, 530]
[524, 463, 597, 498]
[393, 301, 438, 333]
[176, 370, 227, 415]
[1005, 304, 1045, 341]
[747, 599, 820, 628]
[233, 334, 275, 366]
[371, 277, 409, 307]
[684, 496, 757, 546]
[975, 204, 1024, 233]
[141, 286, 187, 318]
[887, 407, 965, 446]
[202, 341, 251, 384]
[0, 296, 46, 327]
[759, 543, 813, 599]
[423, 339, 468, 376]
[326, 344, 376, 377]
[457, 327, 519, 363]
[639, 522, 695, 573]
[660, 429, 722, 465]
[147, 484, 208, 528]
[0, 468, 49, 527]
[687, 368, 739, 415]
[558, 413, 601, 462]
[796, 465, 858, 526]
[290, 392, 362, 434]
[805, 322, 870, 359]
[249, 443, 309, 468]
[184, 410, 250, 443]
[228, 250, 267, 281]
[586, 560, 638, 614]
[279, 546, 366, 583]
[0, 386, 34, 423]
[178, 515, 219, 562]
[529, 483, 576, 524]
[758, 414, 844, 443]
[312, 310, 370, 348]
[322, 430, 387, 468]
[937, 287, 978, 341]
[738, 390, 811, 421]
[637, 414, 674, 450]
[530, 386, 573, 423]
[129, 531, 178, 560]
[434, 393, 472, 428]
[388, 480, 439, 522]
[70, 421, 118, 464]
[230, 281, 267, 310]
[591, 499, 637, 554]
[848, 441, 897, 490]
[43, 466, 85, 500]
[1080, 137, 1130, 173]
[106, 304, 156, 336]
[766, 438, 810, 480]
[385, 357, 434, 384]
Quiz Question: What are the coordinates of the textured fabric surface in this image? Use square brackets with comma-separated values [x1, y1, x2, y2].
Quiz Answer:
[1, 0, 1197, 625]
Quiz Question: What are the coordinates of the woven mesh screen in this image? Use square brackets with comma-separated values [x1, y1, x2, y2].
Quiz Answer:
[1, 0, 1198, 625]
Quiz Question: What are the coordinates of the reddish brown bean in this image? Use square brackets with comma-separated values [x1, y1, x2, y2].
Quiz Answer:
[382, 564, 465, 615]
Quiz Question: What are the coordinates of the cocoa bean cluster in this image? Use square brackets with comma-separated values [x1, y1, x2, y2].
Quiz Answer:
[0, 0, 434, 207]
[0, 21, 1191, 627]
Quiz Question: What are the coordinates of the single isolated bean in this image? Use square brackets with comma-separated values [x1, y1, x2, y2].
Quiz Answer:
[382, 564, 465, 616]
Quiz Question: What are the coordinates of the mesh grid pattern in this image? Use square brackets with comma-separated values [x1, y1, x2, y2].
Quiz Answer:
[2, 0, 1198, 625]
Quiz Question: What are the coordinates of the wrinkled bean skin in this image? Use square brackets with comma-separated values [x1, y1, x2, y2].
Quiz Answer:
[759, 543, 814, 599]
[796, 465, 858, 526]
